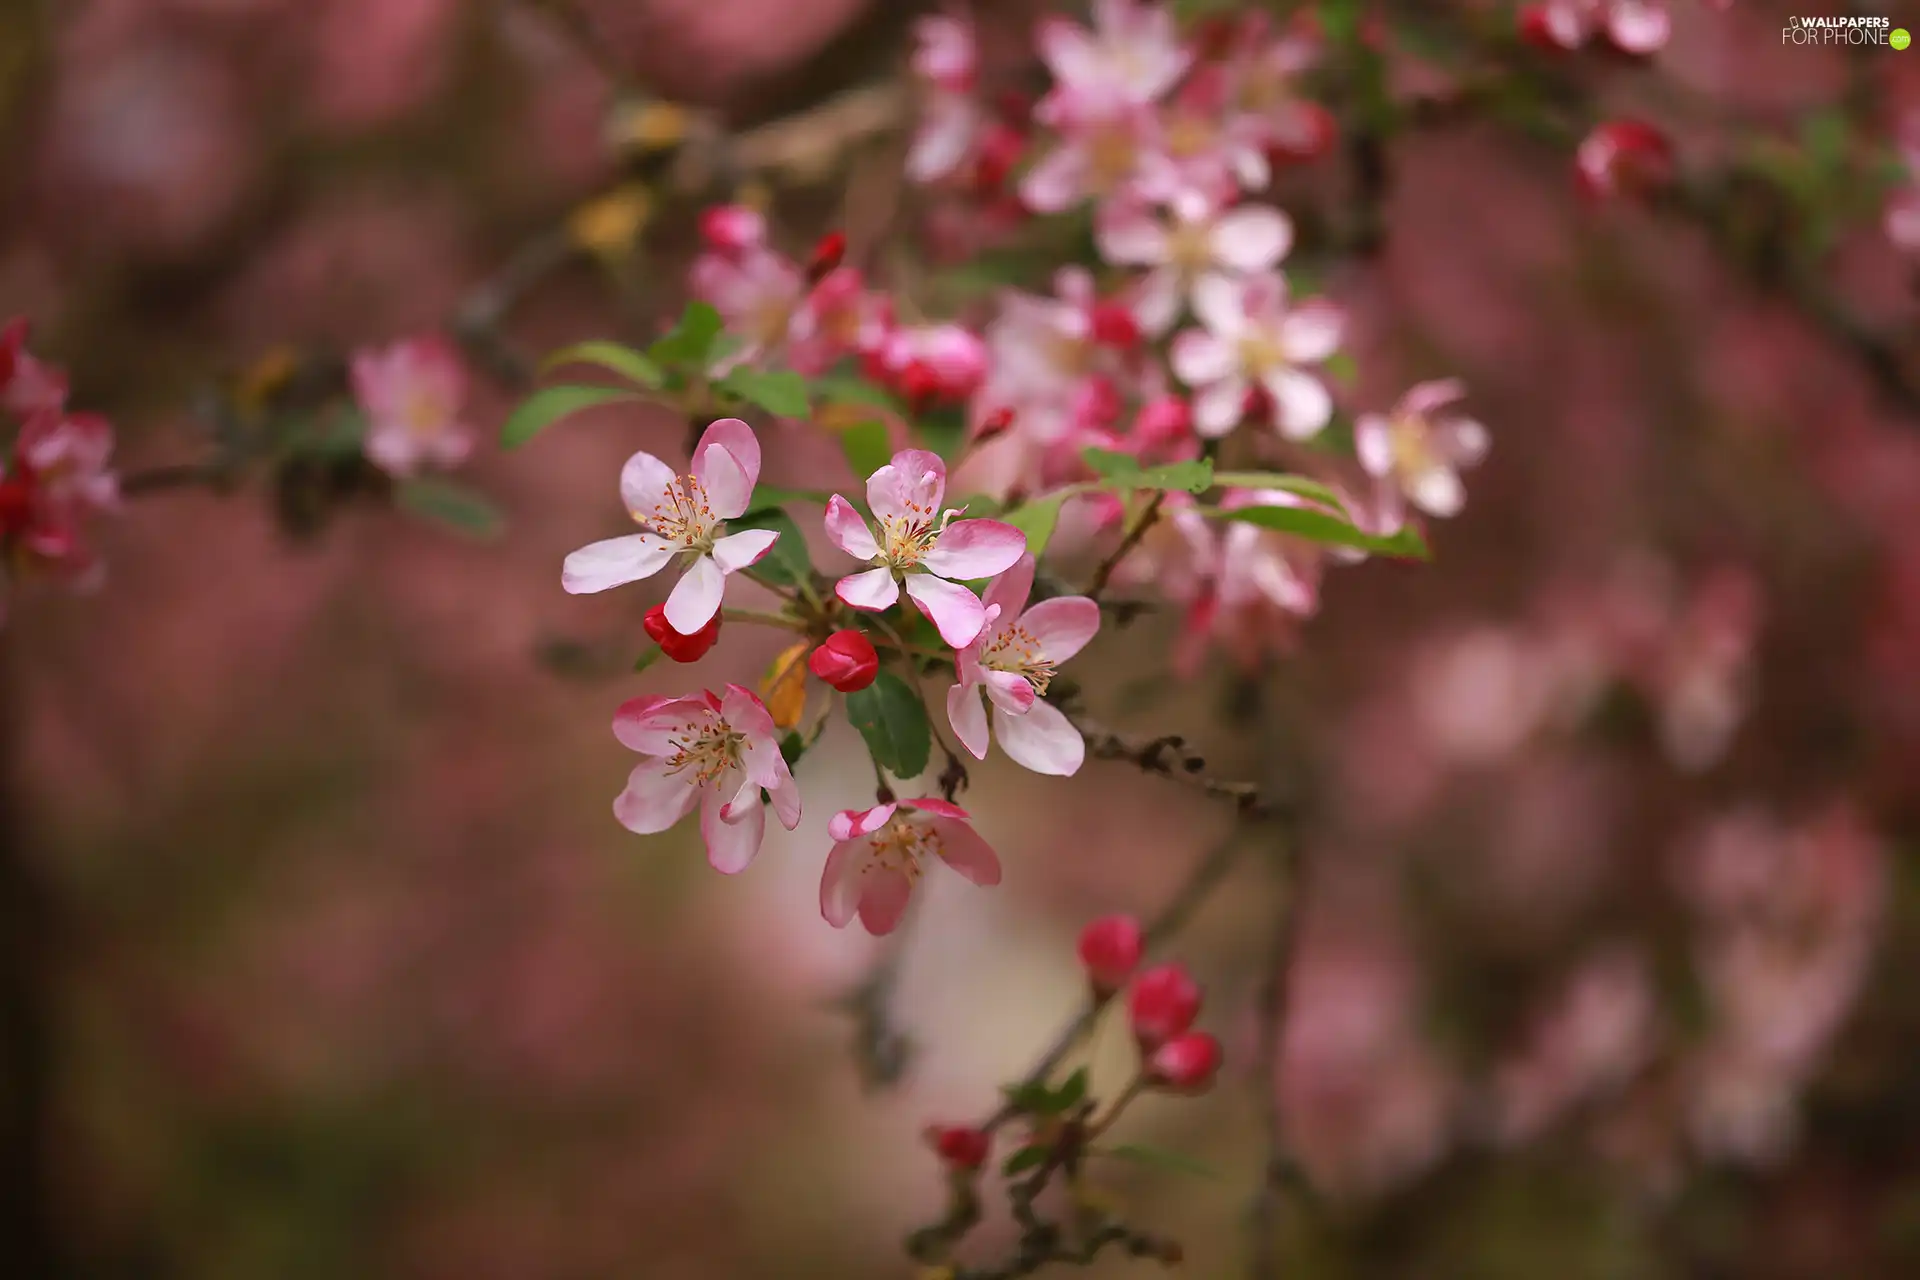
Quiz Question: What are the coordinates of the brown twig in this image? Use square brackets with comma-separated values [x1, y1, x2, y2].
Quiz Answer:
[1082, 491, 1166, 602]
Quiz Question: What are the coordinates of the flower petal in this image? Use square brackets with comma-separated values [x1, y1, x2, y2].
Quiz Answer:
[700, 786, 766, 874]
[620, 450, 681, 523]
[1017, 144, 1087, 213]
[692, 437, 754, 520]
[921, 518, 1027, 580]
[613, 758, 700, 834]
[1264, 369, 1332, 440]
[824, 493, 881, 560]
[694, 417, 762, 492]
[982, 667, 1037, 715]
[1211, 205, 1293, 271]
[1170, 331, 1236, 387]
[928, 816, 1002, 886]
[562, 533, 676, 594]
[1353, 413, 1394, 477]
[992, 699, 1086, 776]
[829, 802, 897, 842]
[982, 552, 1036, 622]
[1020, 595, 1101, 662]
[947, 682, 991, 760]
[857, 866, 915, 935]
[711, 528, 780, 574]
[1191, 274, 1248, 338]
[836, 565, 902, 611]
[664, 554, 726, 632]
[612, 694, 709, 755]
[819, 839, 866, 927]
[868, 449, 947, 525]
[905, 573, 989, 648]
[1193, 377, 1248, 438]
[1279, 299, 1344, 363]
[1409, 466, 1465, 517]
[1097, 199, 1169, 265]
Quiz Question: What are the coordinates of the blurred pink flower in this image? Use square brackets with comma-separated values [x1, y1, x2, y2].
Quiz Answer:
[1354, 378, 1490, 519]
[349, 334, 474, 478]
[1097, 188, 1294, 335]
[1171, 273, 1343, 438]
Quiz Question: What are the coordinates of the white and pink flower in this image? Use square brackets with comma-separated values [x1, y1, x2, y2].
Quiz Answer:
[348, 334, 474, 478]
[562, 418, 780, 634]
[945, 553, 1100, 775]
[610, 686, 801, 873]
[1520, 1, 1671, 56]
[907, 14, 985, 184]
[1354, 378, 1490, 519]
[1097, 188, 1293, 335]
[1170, 273, 1343, 439]
[1036, 0, 1192, 116]
[819, 797, 1002, 935]
[824, 448, 1026, 647]
[689, 245, 808, 369]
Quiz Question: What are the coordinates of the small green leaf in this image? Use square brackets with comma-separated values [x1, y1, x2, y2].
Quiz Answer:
[1098, 1143, 1220, 1180]
[845, 672, 932, 779]
[746, 485, 836, 508]
[1082, 447, 1213, 494]
[540, 340, 663, 389]
[1001, 1146, 1050, 1177]
[1209, 472, 1348, 509]
[731, 508, 810, 587]
[1001, 492, 1070, 558]
[778, 730, 808, 769]
[634, 645, 664, 674]
[500, 385, 642, 448]
[1001, 1081, 1056, 1113]
[646, 301, 724, 370]
[719, 366, 811, 417]
[1054, 1067, 1090, 1111]
[916, 404, 969, 459]
[395, 478, 505, 539]
[839, 420, 893, 482]
[814, 372, 902, 413]
[1210, 504, 1430, 559]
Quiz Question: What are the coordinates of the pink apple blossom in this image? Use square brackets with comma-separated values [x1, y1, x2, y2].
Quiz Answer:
[1019, 98, 1162, 213]
[786, 266, 889, 376]
[945, 553, 1100, 775]
[562, 418, 779, 634]
[1354, 378, 1491, 519]
[610, 686, 801, 874]
[824, 448, 1026, 647]
[689, 245, 807, 369]
[907, 15, 985, 184]
[697, 204, 767, 256]
[871, 323, 989, 407]
[1098, 188, 1293, 335]
[348, 335, 474, 478]
[1170, 273, 1343, 438]
[13, 410, 119, 515]
[1036, 0, 1192, 116]
[1520, 0, 1670, 55]
[819, 797, 1002, 935]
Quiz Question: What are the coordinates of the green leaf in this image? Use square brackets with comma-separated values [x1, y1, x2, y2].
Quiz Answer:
[731, 508, 810, 587]
[1209, 472, 1348, 509]
[778, 730, 808, 769]
[500, 385, 642, 448]
[394, 478, 505, 539]
[634, 645, 664, 674]
[839, 420, 893, 482]
[1098, 1143, 1220, 1180]
[845, 672, 932, 779]
[814, 371, 902, 413]
[1209, 504, 1431, 559]
[746, 484, 836, 508]
[1322, 350, 1359, 390]
[1000, 492, 1070, 559]
[719, 366, 811, 417]
[1054, 1067, 1090, 1111]
[1082, 447, 1213, 494]
[646, 300, 725, 370]
[540, 340, 663, 389]
[1000, 1081, 1056, 1113]
[916, 404, 969, 459]
[1001, 1146, 1050, 1177]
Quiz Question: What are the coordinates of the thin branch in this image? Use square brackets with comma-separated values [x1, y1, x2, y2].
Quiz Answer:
[1066, 708, 1278, 818]
[1082, 491, 1165, 602]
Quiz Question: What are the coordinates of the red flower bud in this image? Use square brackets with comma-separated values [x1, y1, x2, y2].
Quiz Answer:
[1146, 1031, 1222, 1094]
[1575, 119, 1674, 203]
[809, 629, 879, 693]
[0, 472, 34, 536]
[1077, 915, 1144, 997]
[973, 121, 1026, 193]
[1127, 962, 1202, 1049]
[807, 230, 848, 284]
[697, 204, 765, 255]
[1517, 5, 1572, 52]
[925, 1123, 991, 1171]
[1089, 301, 1142, 350]
[643, 604, 722, 662]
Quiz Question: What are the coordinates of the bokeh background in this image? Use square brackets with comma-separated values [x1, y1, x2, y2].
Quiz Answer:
[3, 1, 1919, 1277]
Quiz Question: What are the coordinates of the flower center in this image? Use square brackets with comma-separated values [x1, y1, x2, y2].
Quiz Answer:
[663, 716, 745, 787]
[1165, 219, 1215, 274]
[983, 621, 1057, 695]
[868, 817, 943, 880]
[1164, 111, 1216, 160]
[1389, 415, 1437, 476]
[645, 474, 719, 549]
[403, 392, 446, 438]
[1086, 125, 1139, 191]
[1237, 329, 1289, 374]
[881, 506, 955, 570]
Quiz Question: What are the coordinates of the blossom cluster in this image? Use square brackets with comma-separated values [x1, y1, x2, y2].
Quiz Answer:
[0, 318, 119, 626]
